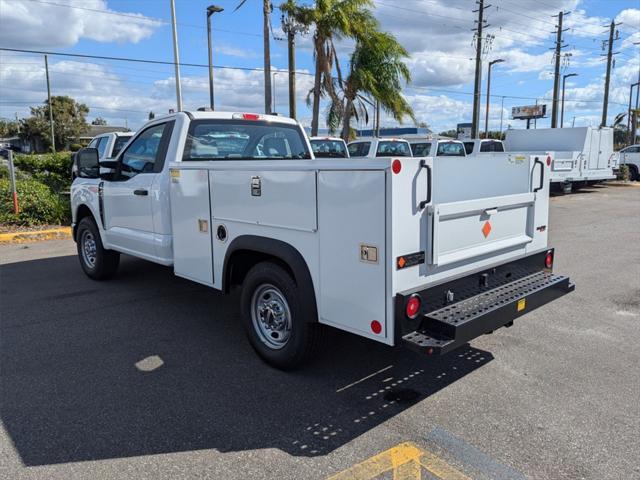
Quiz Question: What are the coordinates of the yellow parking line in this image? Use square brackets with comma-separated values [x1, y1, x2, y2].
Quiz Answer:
[0, 227, 71, 243]
[328, 442, 470, 480]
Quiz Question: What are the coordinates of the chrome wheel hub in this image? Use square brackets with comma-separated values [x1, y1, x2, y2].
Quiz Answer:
[81, 230, 97, 268]
[251, 284, 292, 349]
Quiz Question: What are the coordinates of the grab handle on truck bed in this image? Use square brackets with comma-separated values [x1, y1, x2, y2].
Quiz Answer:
[533, 158, 544, 192]
[419, 159, 432, 209]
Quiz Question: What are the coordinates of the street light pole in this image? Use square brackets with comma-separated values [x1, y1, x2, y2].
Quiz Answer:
[561, 73, 578, 128]
[207, 5, 224, 110]
[169, 0, 183, 111]
[44, 54, 55, 153]
[484, 59, 504, 138]
[272, 72, 278, 113]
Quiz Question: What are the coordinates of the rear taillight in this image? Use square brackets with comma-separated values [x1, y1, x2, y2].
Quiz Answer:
[545, 250, 554, 269]
[406, 294, 421, 319]
[546, 155, 551, 166]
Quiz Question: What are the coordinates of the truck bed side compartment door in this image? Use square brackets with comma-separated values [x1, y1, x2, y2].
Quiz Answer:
[317, 170, 388, 343]
[169, 168, 214, 286]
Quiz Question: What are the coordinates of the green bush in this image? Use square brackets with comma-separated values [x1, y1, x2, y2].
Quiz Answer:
[617, 164, 630, 181]
[13, 152, 74, 192]
[0, 177, 69, 226]
[70, 143, 83, 152]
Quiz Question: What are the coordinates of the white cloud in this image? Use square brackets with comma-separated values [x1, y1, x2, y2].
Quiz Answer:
[0, 0, 162, 48]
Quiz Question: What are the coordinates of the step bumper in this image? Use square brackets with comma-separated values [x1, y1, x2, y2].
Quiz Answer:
[402, 271, 575, 355]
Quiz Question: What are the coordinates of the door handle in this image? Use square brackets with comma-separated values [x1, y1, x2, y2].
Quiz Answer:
[418, 159, 432, 209]
[134, 189, 148, 196]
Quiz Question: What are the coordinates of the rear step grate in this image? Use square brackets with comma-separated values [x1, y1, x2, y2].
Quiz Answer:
[402, 271, 573, 355]
[429, 271, 567, 327]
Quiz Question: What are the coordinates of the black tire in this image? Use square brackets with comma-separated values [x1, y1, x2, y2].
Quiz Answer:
[628, 165, 639, 182]
[76, 217, 120, 280]
[240, 261, 323, 370]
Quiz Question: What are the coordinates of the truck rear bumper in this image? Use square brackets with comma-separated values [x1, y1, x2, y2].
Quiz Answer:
[396, 250, 574, 356]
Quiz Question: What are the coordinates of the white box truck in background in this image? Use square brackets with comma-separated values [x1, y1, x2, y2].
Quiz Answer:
[505, 127, 616, 192]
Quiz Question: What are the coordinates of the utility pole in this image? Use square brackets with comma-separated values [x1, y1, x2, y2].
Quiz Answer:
[471, 0, 489, 139]
[499, 96, 505, 134]
[263, 0, 272, 114]
[281, 6, 308, 120]
[601, 20, 620, 127]
[170, 0, 183, 111]
[375, 100, 380, 137]
[44, 54, 55, 153]
[551, 11, 568, 128]
[286, 26, 296, 119]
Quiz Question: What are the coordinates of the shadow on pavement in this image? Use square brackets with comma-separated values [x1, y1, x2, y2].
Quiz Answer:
[0, 254, 493, 466]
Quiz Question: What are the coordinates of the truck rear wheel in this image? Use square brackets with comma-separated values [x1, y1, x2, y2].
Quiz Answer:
[76, 217, 120, 280]
[240, 261, 322, 370]
[628, 165, 639, 181]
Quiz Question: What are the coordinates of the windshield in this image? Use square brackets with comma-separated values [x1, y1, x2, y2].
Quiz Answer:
[376, 141, 412, 157]
[410, 142, 431, 156]
[310, 139, 348, 158]
[437, 142, 466, 156]
[183, 120, 311, 160]
[112, 135, 132, 157]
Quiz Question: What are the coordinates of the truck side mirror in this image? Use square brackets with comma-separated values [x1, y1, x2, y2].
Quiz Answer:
[77, 148, 100, 179]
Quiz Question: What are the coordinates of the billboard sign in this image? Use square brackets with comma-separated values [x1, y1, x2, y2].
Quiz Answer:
[512, 104, 547, 120]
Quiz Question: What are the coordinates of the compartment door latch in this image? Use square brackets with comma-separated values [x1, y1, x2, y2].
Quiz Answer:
[251, 176, 262, 196]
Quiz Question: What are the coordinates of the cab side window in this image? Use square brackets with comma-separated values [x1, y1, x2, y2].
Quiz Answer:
[119, 122, 174, 178]
[96, 137, 109, 158]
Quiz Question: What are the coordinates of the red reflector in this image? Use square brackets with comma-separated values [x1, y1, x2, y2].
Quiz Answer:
[545, 251, 553, 269]
[406, 295, 421, 319]
[546, 155, 551, 166]
[242, 113, 260, 120]
[371, 320, 382, 334]
[392, 159, 402, 174]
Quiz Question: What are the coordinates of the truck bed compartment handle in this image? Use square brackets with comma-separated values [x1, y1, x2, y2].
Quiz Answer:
[134, 189, 149, 196]
[419, 160, 432, 209]
[533, 158, 544, 192]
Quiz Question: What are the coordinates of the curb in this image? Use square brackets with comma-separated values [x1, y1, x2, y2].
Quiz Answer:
[0, 227, 72, 244]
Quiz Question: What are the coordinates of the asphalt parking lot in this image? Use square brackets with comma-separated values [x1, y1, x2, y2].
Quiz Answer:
[1, 183, 639, 480]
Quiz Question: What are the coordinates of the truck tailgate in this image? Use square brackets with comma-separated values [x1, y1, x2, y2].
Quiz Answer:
[430, 192, 534, 266]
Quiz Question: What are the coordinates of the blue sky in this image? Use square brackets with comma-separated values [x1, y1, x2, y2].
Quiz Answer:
[0, 0, 639, 133]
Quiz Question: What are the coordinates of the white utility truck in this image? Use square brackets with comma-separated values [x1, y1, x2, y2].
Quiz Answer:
[463, 139, 505, 155]
[72, 131, 134, 179]
[505, 127, 616, 192]
[309, 136, 349, 158]
[617, 144, 640, 181]
[348, 138, 412, 158]
[71, 111, 574, 369]
[409, 139, 466, 157]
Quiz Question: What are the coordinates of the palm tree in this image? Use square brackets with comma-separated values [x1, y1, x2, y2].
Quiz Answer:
[286, 0, 376, 136]
[331, 31, 415, 140]
[236, 0, 273, 114]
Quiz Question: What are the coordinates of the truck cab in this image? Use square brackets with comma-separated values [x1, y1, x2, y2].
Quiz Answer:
[309, 136, 349, 158]
[618, 144, 640, 181]
[410, 139, 466, 157]
[348, 138, 412, 158]
[71, 111, 574, 370]
[463, 139, 505, 155]
[72, 131, 134, 179]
